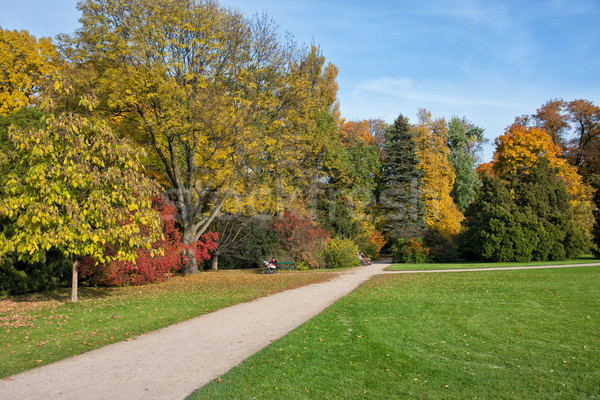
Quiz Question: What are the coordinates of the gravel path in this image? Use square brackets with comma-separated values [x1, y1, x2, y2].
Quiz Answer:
[0, 261, 390, 400]
[2, 261, 598, 400]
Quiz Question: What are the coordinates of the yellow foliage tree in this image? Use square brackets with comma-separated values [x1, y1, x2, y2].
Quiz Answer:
[339, 119, 377, 147]
[0, 113, 162, 302]
[56, 0, 332, 273]
[413, 109, 464, 238]
[0, 28, 58, 115]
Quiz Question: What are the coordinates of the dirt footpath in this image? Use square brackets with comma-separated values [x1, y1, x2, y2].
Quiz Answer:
[0, 261, 390, 400]
[3, 262, 597, 399]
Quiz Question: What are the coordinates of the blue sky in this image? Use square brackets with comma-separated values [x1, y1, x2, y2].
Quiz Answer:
[2, 0, 599, 161]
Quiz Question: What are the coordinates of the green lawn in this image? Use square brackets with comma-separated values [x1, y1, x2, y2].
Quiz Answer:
[386, 255, 600, 271]
[0, 271, 336, 378]
[191, 266, 600, 399]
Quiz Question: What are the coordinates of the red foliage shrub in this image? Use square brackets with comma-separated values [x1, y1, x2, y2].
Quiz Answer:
[80, 198, 218, 286]
[273, 211, 330, 268]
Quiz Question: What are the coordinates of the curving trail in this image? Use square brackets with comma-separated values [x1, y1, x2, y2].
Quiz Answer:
[1, 261, 598, 400]
[0, 262, 389, 400]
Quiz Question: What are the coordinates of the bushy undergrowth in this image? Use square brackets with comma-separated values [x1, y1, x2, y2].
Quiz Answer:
[80, 199, 217, 286]
[273, 211, 330, 268]
[322, 237, 361, 269]
[0, 250, 71, 295]
[423, 229, 458, 262]
[391, 237, 429, 263]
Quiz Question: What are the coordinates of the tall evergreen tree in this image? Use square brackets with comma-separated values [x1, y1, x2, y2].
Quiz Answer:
[459, 173, 532, 262]
[380, 115, 425, 240]
[461, 160, 586, 262]
[511, 159, 587, 260]
[447, 116, 484, 213]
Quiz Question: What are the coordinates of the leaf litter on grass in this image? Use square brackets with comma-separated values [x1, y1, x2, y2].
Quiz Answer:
[1, 270, 337, 378]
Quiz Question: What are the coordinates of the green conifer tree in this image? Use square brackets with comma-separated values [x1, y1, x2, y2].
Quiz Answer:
[461, 160, 586, 261]
[380, 115, 425, 240]
[447, 116, 484, 212]
[511, 159, 587, 260]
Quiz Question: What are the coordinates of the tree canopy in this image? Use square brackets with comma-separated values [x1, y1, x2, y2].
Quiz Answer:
[0, 28, 58, 115]
[461, 160, 586, 262]
[380, 114, 425, 241]
[447, 116, 484, 213]
[490, 122, 594, 233]
[413, 109, 463, 238]
[0, 113, 162, 301]
[56, 0, 339, 273]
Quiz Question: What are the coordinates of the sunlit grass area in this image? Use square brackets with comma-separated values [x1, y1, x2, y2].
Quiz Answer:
[0, 271, 336, 377]
[386, 255, 600, 271]
[192, 267, 600, 399]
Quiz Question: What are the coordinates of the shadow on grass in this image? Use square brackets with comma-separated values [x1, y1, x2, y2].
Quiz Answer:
[4, 286, 117, 304]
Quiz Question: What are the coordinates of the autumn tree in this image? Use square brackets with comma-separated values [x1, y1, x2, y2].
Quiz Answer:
[447, 116, 484, 213]
[492, 125, 563, 176]
[491, 123, 594, 233]
[379, 114, 425, 240]
[367, 119, 388, 152]
[515, 98, 600, 179]
[566, 99, 600, 178]
[0, 107, 48, 196]
[209, 46, 343, 271]
[326, 119, 382, 195]
[461, 160, 586, 262]
[0, 113, 162, 302]
[0, 107, 73, 294]
[413, 109, 463, 238]
[57, 0, 329, 274]
[313, 119, 383, 259]
[296, 49, 382, 198]
[532, 98, 569, 148]
[0, 28, 58, 115]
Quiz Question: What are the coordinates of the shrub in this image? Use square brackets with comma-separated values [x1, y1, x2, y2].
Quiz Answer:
[362, 229, 386, 260]
[391, 237, 429, 263]
[0, 250, 71, 295]
[211, 215, 280, 270]
[322, 237, 361, 269]
[423, 229, 458, 262]
[273, 211, 330, 268]
[80, 198, 217, 286]
[294, 261, 310, 271]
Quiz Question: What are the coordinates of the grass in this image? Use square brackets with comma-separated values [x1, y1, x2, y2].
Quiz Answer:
[386, 255, 600, 271]
[191, 266, 600, 399]
[0, 270, 336, 378]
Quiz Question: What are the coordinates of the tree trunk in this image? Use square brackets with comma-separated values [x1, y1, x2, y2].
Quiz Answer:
[181, 226, 200, 274]
[182, 247, 200, 274]
[71, 260, 79, 303]
[211, 252, 219, 271]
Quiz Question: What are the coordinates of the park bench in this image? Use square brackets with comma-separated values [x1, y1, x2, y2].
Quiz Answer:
[277, 261, 295, 271]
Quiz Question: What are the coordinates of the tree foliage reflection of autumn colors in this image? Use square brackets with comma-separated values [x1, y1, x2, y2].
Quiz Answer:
[1, 0, 600, 298]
